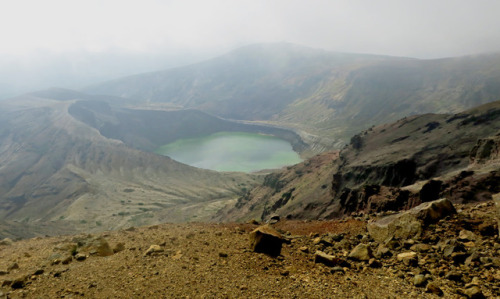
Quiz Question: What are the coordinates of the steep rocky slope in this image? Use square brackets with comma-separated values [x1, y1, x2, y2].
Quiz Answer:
[0, 96, 260, 238]
[220, 101, 500, 222]
[85, 43, 500, 150]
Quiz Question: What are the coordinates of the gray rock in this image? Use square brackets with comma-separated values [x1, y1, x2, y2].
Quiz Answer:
[348, 244, 373, 261]
[464, 286, 485, 299]
[425, 282, 443, 296]
[249, 225, 284, 257]
[397, 252, 418, 266]
[458, 230, 477, 242]
[144, 245, 163, 256]
[445, 271, 462, 282]
[61, 255, 73, 265]
[375, 244, 392, 258]
[368, 258, 382, 268]
[410, 243, 432, 252]
[368, 198, 456, 243]
[7, 263, 18, 271]
[75, 253, 87, 261]
[414, 274, 427, 287]
[314, 251, 350, 268]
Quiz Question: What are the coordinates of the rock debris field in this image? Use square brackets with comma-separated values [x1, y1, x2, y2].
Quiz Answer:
[0, 199, 499, 298]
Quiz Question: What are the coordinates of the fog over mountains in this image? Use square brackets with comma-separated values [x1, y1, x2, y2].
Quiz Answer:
[86, 43, 500, 150]
[1, 43, 499, 238]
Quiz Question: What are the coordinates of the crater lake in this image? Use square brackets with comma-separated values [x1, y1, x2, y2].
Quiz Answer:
[155, 132, 302, 172]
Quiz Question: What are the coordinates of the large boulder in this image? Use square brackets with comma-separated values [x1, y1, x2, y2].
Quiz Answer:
[368, 198, 456, 243]
[249, 225, 284, 256]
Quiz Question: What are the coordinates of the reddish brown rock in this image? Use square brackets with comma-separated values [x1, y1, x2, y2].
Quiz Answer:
[249, 225, 284, 256]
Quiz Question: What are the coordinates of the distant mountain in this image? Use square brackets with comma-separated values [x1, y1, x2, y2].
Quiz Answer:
[217, 100, 500, 222]
[85, 43, 500, 150]
[0, 92, 266, 238]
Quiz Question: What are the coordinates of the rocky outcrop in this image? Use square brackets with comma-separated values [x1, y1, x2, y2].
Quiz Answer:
[367, 198, 456, 243]
[470, 135, 500, 164]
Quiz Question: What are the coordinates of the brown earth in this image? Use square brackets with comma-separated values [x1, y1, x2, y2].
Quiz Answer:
[0, 201, 498, 298]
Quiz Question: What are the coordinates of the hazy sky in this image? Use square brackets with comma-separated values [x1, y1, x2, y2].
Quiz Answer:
[2, 0, 500, 59]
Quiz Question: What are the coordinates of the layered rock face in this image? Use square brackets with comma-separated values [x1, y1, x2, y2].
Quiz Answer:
[470, 135, 500, 164]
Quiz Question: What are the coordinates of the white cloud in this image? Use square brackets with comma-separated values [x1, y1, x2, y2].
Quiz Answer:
[1, 0, 500, 58]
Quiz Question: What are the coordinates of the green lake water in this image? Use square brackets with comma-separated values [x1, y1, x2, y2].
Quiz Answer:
[155, 132, 302, 172]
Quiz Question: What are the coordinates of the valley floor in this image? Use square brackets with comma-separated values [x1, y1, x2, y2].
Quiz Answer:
[0, 201, 498, 298]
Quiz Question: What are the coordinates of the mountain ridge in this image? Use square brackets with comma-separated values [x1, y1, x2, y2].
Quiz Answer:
[84, 43, 500, 150]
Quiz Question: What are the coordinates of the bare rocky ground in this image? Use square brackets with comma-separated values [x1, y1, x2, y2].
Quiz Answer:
[0, 201, 498, 298]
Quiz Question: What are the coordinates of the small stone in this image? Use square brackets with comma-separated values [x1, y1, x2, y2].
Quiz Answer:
[397, 251, 418, 266]
[375, 245, 392, 258]
[445, 271, 462, 282]
[410, 243, 432, 252]
[463, 241, 475, 248]
[368, 258, 382, 268]
[414, 274, 427, 287]
[458, 230, 477, 242]
[348, 244, 373, 261]
[61, 256, 73, 265]
[452, 252, 469, 264]
[478, 222, 496, 237]
[267, 214, 280, 224]
[113, 243, 126, 253]
[75, 253, 87, 261]
[33, 269, 44, 275]
[144, 245, 164, 256]
[299, 246, 309, 253]
[248, 219, 260, 225]
[218, 252, 228, 258]
[426, 282, 443, 296]
[11, 277, 26, 289]
[0, 270, 8, 276]
[7, 263, 19, 271]
[465, 252, 480, 266]
[315, 251, 351, 268]
[403, 239, 416, 248]
[464, 286, 485, 299]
